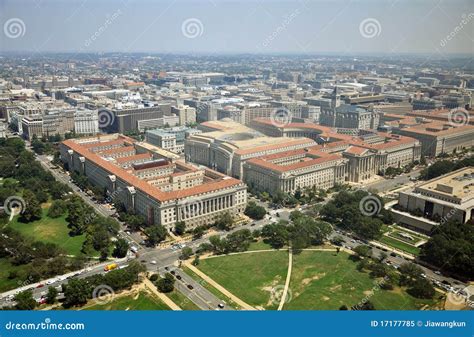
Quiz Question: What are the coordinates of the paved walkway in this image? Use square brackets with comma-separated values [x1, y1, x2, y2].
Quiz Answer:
[143, 278, 182, 311]
[278, 249, 293, 311]
[184, 261, 256, 310]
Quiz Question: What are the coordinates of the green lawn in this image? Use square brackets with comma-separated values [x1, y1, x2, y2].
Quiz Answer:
[379, 235, 421, 256]
[284, 251, 437, 310]
[8, 208, 87, 256]
[197, 251, 289, 309]
[247, 240, 275, 251]
[167, 289, 200, 310]
[84, 291, 170, 310]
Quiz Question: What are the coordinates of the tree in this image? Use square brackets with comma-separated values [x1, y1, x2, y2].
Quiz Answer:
[192, 255, 200, 266]
[398, 263, 423, 287]
[48, 199, 66, 218]
[339, 305, 348, 310]
[14, 290, 37, 310]
[378, 252, 388, 263]
[156, 273, 175, 293]
[46, 286, 58, 304]
[174, 221, 186, 236]
[145, 225, 167, 246]
[62, 278, 90, 308]
[21, 190, 42, 222]
[407, 278, 435, 299]
[179, 247, 193, 260]
[261, 222, 289, 249]
[244, 201, 266, 220]
[353, 245, 372, 259]
[420, 220, 473, 279]
[225, 229, 252, 253]
[209, 235, 226, 254]
[112, 238, 129, 258]
[214, 212, 234, 231]
[192, 226, 206, 240]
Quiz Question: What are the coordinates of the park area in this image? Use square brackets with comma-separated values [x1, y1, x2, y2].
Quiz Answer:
[196, 249, 443, 310]
[8, 207, 87, 256]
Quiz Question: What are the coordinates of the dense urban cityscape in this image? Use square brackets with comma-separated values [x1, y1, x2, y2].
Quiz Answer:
[0, 6, 472, 337]
[0, 51, 472, 314]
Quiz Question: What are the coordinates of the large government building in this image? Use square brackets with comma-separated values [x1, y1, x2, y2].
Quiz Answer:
[60, 134, 247, 230]
[394, 168, 474, 233]
[184, 119, 317, 179]
[185, 118, 422, 194]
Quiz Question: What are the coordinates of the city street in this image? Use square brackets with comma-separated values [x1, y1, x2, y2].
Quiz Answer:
[0, 152, 466, 310]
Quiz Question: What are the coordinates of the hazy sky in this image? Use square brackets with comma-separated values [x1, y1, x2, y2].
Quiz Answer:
[0, 0, 473, 55]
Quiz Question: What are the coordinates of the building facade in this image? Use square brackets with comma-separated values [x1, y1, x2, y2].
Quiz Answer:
[60, 134, 247, 230]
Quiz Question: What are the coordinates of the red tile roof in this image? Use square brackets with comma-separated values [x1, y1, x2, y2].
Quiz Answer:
[62, 139, 243, 202]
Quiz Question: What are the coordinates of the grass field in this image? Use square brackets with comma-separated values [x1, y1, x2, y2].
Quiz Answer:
[196, 250, 440, 310]
[197, 251, 289, 309]
[8, 208, 87, 256]
[84, 291, 170, 310]
[167, 289, 200, 310]
[284, 251, 437, 310]
[379, 235, 421, 256]
[247, 240, 275, 251]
